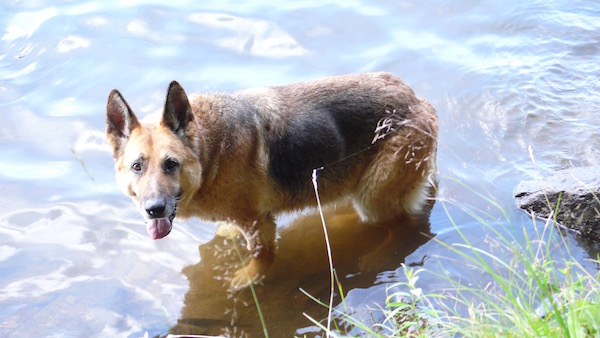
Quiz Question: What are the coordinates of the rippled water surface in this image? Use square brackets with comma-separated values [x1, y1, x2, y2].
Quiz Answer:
[1, 1, 600, 337]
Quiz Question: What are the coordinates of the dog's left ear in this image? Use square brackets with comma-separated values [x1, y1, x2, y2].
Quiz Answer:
[162, 81, 194, 138]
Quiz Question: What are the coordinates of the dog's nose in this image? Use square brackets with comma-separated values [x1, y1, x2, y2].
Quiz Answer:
[145, 199, 166, 218]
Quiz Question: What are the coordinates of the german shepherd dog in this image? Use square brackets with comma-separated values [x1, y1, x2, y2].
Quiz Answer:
[106, 72, 438, 288]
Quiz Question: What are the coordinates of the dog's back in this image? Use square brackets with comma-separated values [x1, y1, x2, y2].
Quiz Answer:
[227, 72, 438, 219]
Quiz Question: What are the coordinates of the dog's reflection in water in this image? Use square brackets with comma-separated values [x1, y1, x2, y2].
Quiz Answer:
[172, 202, 433, 337]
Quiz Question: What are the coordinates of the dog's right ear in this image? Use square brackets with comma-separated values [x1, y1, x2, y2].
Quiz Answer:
[106, 89, 139, 158]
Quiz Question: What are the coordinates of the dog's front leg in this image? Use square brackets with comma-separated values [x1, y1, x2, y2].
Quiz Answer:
[230, 213, 276, 289]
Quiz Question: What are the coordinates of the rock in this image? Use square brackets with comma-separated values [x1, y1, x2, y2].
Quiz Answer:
[514, 167, 600, 242]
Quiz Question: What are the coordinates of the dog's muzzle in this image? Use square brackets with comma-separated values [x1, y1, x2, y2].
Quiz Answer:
[143, 198, 176, 240]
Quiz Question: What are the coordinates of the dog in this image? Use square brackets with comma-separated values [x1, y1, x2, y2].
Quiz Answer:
[106, 72, 438, 288]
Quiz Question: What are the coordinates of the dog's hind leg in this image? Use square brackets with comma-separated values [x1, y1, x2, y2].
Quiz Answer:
[352, 118, 437, 270]
[230, 213, 276, 289]
[352, 128, 436, 223]
[353, 99, 437, 222]
[353, 166, 435, 271]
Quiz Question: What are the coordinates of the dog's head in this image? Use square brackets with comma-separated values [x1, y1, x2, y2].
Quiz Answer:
[106, 81, 201, 240]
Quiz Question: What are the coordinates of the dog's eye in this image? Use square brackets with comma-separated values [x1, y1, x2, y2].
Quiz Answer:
[131, 162, 142, 172]
[164, 159, 179, 173]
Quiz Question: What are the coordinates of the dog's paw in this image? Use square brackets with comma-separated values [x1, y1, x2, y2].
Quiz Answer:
[229, 256, 273, 290]
[358, 252, 376, 273]
[230, 264, 265, 290]
[215, 221, 241, 239]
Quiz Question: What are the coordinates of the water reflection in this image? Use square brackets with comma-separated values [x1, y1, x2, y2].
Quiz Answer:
[173, 202, 433, 337]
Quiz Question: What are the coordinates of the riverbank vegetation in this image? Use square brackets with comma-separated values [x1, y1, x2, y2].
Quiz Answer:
[315, 186, 600, 337]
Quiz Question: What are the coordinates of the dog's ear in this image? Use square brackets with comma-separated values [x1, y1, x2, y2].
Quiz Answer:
[162, 81, 193, 138]
[106, 89, 139, 158]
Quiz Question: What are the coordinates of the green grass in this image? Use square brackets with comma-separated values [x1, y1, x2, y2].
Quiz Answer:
[422, 191, 600, 338]
[308, 177, 600, 338]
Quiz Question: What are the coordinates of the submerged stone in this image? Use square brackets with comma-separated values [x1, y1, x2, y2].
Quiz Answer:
[514, 167, 600, 242]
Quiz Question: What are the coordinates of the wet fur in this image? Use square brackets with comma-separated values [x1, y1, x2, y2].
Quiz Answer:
[106, 72, 438, 288]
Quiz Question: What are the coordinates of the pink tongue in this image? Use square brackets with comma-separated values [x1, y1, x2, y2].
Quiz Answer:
[146, 218, 172, 240]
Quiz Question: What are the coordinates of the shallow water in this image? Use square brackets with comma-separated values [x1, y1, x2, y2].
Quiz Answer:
[1, 1, 600, 337]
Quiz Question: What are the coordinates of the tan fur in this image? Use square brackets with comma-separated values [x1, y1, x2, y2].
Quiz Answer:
[106, 72, 438, 288]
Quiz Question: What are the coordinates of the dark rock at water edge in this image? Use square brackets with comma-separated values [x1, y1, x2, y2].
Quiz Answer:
[514, 167, 600, 242]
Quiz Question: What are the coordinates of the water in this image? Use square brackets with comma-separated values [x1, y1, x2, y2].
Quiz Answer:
[1, 0, 600, 336]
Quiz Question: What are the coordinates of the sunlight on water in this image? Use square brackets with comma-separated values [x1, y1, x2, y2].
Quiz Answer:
[0, 161, 70, 179]
[2, 7, 58, 42]
[188, 12, 309, 57]
[1, 0, 599, 336]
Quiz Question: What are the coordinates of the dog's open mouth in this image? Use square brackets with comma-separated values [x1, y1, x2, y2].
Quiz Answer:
[146, 209, 176, 240]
